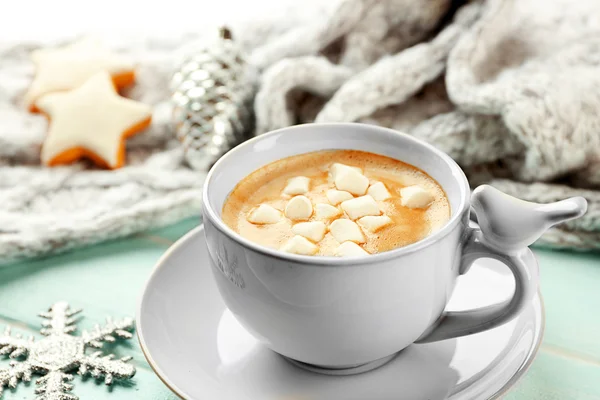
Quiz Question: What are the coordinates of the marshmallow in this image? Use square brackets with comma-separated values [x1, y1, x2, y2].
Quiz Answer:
[334, 168, 369, 195]
[247, 204, 282, 224]
[341, 195, 380, 220]
[367, 182, 392, 201]
[330, 163, 362, 180]
[326, 189, 353, 205]
[285, 195, 313, 220]
[315, 203, 342, 219]
[358, 215, 392, 232]
[280, 235, 318, 255]
[329, 219, 365, 243]
[335, 241, 369, 257]
[283, 176, 310, 195]
[400, 186, 434, 209]
[292, 221, 327, 242]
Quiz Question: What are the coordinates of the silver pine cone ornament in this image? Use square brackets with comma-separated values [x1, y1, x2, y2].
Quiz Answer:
[171, 27, 256, 170]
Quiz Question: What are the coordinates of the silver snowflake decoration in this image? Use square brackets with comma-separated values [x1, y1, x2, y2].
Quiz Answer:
[0, 302, 135, 399]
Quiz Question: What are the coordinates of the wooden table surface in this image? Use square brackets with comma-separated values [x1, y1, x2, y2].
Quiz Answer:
[0, 218, 599, 399]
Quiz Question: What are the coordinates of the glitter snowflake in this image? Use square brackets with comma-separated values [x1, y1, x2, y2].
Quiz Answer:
[0, 302, 135, 399]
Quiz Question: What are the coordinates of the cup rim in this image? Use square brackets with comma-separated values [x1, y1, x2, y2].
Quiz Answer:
[202, 123, 470, 266]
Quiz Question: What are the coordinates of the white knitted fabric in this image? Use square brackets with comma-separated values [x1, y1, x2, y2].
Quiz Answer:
[1, 0, 599, 263]
[254, 0, 600, 250]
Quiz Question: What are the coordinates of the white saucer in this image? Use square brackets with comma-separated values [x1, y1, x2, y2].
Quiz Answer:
[137, 226, 544, 400]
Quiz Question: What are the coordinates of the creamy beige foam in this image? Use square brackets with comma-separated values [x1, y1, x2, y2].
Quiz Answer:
[222, 150, 451, 256]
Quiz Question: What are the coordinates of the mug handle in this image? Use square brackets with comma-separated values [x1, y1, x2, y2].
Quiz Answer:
[416, 185, 587, 343]
[415, 231, 537, 343]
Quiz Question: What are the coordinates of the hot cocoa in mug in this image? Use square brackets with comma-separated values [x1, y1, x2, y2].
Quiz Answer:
[202, 123, 586, 373]
[223, 150, 450, 257]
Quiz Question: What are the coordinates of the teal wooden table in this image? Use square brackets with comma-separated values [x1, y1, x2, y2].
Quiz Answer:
[1, 218, 599, 399]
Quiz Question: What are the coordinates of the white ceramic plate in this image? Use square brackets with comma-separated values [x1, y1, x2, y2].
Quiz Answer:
[137, 226, 544, 400]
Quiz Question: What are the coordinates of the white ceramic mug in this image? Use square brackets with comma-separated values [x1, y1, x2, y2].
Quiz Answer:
[202, 123, 586, 372]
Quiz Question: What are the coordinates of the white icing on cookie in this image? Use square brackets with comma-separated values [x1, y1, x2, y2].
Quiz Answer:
[26, 38, 135, 109]
[36, 72, 152, 169]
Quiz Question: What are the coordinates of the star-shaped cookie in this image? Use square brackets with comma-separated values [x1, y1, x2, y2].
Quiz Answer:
[26, 38, 135, 111]
[36, 71, 152, 169]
